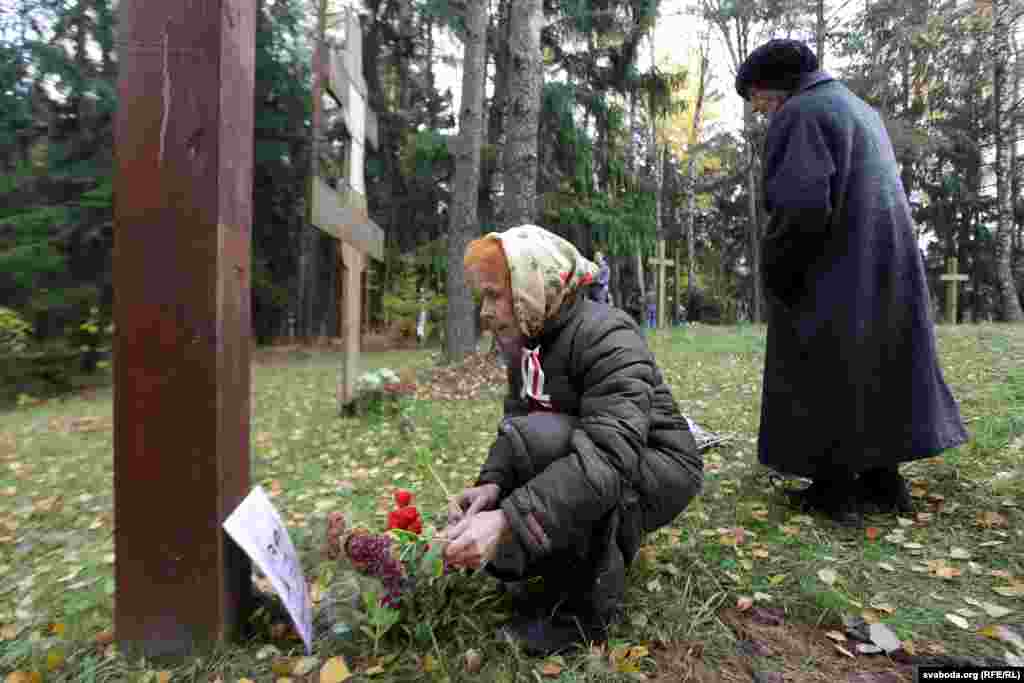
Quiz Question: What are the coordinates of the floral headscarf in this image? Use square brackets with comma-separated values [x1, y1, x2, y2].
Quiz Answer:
[487, 225, 600, 339]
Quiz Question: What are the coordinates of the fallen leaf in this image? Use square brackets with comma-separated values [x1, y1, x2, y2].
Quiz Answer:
[834, 643, 855, 658]
[950, 547, 971, 560]
[856, 643, 884, 655]
[977, 511, 1009, 528]
[916, 512, 933, 523]
[463, 649, 483, 675]
[910, 486, 927, 498]
[1, 624, 19, 640]
[818, 568, 838, 586]
[980, 602, 1013, 619]
[363, 665, 385, 676]
[292, 657, 319, 676]
[46, 649, 66, 671]
[993, 584, 1024, 598]
[871, 603, 896, 615]
[825, 630, 847, 642]
[896, 517, 914, 527]
[94, 628, 114, 646]
[319, 663, 352, 683]
[737, 596, 754, 611]
[540, 661, 563, 677]
[768, 574, 787, 585]
[780, 526, 800, 536]
[935, 566, 962, 580]
[902, 542, 924, 550]
[877, 562, 896, 572]
[861, 609, 882, 624]
[945, 613, 970, 629]
[754, 592, 773, 602]
[869, 623, 902, 652]
[979, 625, 1024, 653]
[5, 674, 42, 683]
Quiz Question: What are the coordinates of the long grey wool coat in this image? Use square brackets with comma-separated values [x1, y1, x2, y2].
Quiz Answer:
[758, 71, 967, 478]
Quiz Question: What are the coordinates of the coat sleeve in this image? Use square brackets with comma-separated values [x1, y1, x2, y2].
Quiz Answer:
[499, 315, 654, 561]
[761, 106, 837, 308]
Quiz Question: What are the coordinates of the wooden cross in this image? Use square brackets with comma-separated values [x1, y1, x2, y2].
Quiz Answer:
[939, 257, 969, 324]
[310, 11, 383, 407]
[113, 0, 255, 657]
[649, 239, 675, 329]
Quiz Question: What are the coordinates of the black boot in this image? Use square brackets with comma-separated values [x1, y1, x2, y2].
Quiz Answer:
[785, 473, 863, 527]
[499, 608, 610, 656]
[858, 467, 913, 514]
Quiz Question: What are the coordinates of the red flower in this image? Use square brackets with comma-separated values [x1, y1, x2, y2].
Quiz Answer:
[387, 505, 422, 535]
[394, 489, 413, 508]
[580, 272, 593, 285]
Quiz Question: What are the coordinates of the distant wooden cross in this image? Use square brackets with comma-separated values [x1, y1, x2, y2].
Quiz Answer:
[310, 11, 384, 407]
[940, 257, 969, 324]
[114, 0, 256, 657]
[649, 239, 675, 328]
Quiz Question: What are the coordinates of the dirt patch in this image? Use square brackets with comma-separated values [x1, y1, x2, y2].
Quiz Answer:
[648, 609, 919, 683]
[414, 352, 507, 401]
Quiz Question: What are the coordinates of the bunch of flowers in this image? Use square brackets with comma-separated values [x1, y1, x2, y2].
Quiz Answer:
[355, 368, 401, 393]
[326, 489, 446, 611]
[344, 529, 407, 608]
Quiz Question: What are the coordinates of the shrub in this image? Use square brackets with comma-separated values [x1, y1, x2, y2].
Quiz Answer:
[0, 306, 31, 354]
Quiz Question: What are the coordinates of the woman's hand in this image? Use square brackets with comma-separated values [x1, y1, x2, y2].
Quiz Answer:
[442, 509, 510, 569]
[446, 483, 500, 525]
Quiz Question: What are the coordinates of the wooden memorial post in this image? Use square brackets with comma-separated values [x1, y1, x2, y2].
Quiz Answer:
[649, 240, 675, 329]
[113, 0, 255, 657]
[310, 10, 384, 407]
[940, 257, 969, 324]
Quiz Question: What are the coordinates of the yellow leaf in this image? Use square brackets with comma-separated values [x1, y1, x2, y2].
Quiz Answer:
[861, 609, 882, 624]
[319, 657, 351, 683]
[769, 574, 787, 585]
[46, 648, 66, 671]
[156, 673, 171, 683]
[50, 623, 65, 637]
[993, 584, 1024, 598]
[0, 624, 19, 640]
[780, 526, 800, 536]
[271, 658, 296, 676]
[238, 679, 256, 683]
[420, 655, 436, 673]
[363, 665, 385, 676]
[5, 673, 37, 683]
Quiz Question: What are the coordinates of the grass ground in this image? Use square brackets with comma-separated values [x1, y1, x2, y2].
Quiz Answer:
[0, 324, 1022, 682]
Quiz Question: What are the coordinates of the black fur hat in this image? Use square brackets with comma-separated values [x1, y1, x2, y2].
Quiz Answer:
[735, 39, 819, 100]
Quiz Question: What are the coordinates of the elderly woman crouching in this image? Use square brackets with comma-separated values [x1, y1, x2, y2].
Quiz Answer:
[440, 225, 703, 655]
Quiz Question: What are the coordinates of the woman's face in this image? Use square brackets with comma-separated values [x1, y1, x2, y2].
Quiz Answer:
[750, 87, 786, 115]
[469, 266, 521, 349]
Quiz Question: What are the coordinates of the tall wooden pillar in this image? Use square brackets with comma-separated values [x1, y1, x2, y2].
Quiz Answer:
[113, 0, 255, 658]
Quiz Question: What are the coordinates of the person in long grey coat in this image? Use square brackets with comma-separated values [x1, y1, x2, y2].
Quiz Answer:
[736, 40, 967, 526]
